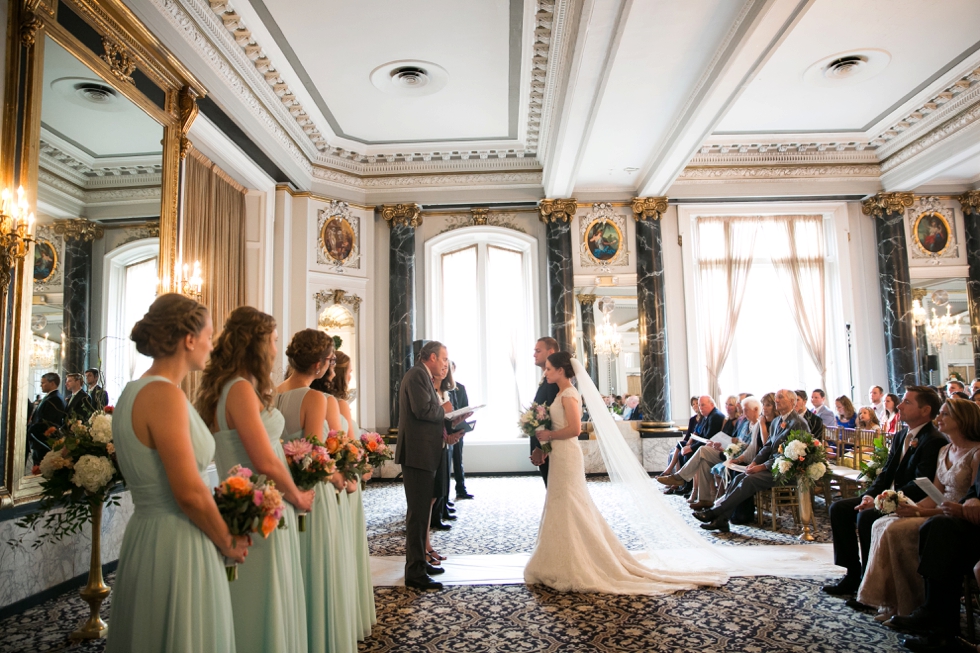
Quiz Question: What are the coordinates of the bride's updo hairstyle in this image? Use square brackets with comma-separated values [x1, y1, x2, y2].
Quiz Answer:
[286, 329, 333, 374]
[130, 293, 209, 358]
[195, 306, 277, 425]
[547, 351, 574, 379]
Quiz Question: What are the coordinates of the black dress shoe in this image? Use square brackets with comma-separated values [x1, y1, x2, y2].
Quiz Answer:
[405, 576, 443, 591]
[845, 598, 875, 613]
[426, 564, 445, 575]
[886, 608, 933, 633]
[902, 634, 976, 652]
[430, 521, 451, 530]
[446, 501, 455, 508]
[456, 493, 474, 500]
[822, 577, 860, 596]
[700, 518, 730, 533]
[692, 510, 716, 523]
[446, 506, 457, 514]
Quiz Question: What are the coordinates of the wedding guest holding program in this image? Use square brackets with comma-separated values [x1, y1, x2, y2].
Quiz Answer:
[197, 306, 313, 653]
[530, 337, 560, 486]
[106, 294, 247, 653]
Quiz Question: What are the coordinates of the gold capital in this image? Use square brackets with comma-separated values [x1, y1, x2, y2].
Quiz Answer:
[631, 197, 668, 221]
[958, 190, 980, 215]
[539, 198, 577, 223]
[861, 192, 914, 219]
[576, 293, 597, 307]
[53, 218, 105, 242]
[380, 204, 422, 228]
[471, 207, 489, 225]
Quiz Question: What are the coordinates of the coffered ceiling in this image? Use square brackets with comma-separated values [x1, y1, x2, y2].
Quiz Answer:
[127, 0, 980, 202]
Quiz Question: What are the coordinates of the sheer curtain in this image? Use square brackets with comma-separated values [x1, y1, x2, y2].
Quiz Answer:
[696, 218, 761, 399]
[768, 216, 827, 390]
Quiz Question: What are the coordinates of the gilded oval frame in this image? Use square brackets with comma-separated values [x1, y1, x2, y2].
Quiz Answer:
[912, 210, 951, 257]
[583, 218, 624, 264]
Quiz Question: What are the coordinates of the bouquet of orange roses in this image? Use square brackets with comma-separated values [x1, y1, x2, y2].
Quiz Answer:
[360, 432, 393, 471]
[327, 430, 363, 488]
[282, 434, 336, 531]
[214, 465, 285, 580]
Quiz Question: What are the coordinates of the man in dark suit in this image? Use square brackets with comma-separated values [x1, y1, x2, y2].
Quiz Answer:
[448, 365, 473, 500]
[665, 396, 725, 496]
[695, 389, 808, 533]
[530, 337, 559, 486]
[823, 386, 944, 596]
[64, 373, 95, 422]
[27, 372, 66, 466]
[396, 341, 466, 590]
[796, 390, 826, 439]
[85, 369, 109, 409]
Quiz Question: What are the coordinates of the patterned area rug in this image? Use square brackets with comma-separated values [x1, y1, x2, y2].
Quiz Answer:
[0, 475, 911, 653]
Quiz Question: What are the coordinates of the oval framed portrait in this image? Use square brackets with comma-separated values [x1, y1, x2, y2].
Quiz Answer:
[584, 219, 623, 263]
[319, 216, 356, 264]
[33, 239, 58, 283]
[912, 210, 951, 257]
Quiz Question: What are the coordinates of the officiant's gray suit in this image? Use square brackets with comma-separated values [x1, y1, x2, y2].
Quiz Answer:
[397, 362, 447, 582]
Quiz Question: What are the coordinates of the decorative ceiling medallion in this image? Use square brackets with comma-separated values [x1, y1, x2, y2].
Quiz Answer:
[908, 197, 957, 264]
[580, 203, 627, 270]
[317, 201, 359, 271]
[370, 61, 449, 97]
[803, 49, 890, 87]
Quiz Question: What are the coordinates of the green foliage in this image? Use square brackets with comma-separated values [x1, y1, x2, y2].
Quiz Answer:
[332, 335, 343, 351]
[858, 436, 890, 482]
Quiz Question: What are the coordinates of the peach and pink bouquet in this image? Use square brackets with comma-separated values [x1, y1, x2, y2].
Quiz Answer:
[214, 465, 285, 580]
[282, 434, 336, 531]
[519, 402, 552, 453]
[360, 432, 393, 472]
[327, 430, 363, 483]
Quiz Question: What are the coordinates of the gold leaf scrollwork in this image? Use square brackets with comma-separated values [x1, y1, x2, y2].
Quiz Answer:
[19, 0, 43, 47]
[101, 36, 137, 85]
[631, 196, 669, 221]
[53, 218, 105, 242]
[539, 198, 577, 224]
[380, 204, 422, 229]
[178, 86, 199, 160]
[861, 192, 915, 219]
[471, 208, 489, 226]
[957, 190, 980, 216]
[314, 288, 362, 316]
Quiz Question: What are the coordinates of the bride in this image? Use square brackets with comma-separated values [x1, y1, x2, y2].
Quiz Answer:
[524, 351, 728, 595]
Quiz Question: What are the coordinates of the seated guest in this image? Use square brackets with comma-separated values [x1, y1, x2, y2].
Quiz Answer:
[883, 393, 901, 434]
[972, 390, 980, 408]
[85, 368, 109, 409]
[622, 395, 643, 421]
[836, 395, 857, 428]
[951, 391, 971, 400]
[713, 397, 766, 478]
[796, 390, 825, 439]
[856, 406, 882, 432]
[721, 396, 739, 436]
[761, 393, 776, 431]
[811, 389, 836, 428]
[855, 398, 980, 621]
[947, 379, 966, 397]
[694, 389, 807, 533]
[687, 396, 701, 432]
[662, 396, 724, 493]
[870, 385, 888, 424]
[822, 386, 944, 597]
[972, 378, 980, 396]
[64, 372, 95, 421]
[27, 372, 65, 466]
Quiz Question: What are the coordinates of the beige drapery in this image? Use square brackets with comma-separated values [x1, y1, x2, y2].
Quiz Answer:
[182, 149, 246, 400]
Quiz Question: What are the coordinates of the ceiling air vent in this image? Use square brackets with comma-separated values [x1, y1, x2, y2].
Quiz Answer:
[824, 55, 867, 80]
[803, 50, 890, 87]
[371, 60, 448, 97]
[391, 66, 428, 88]
[74, 82, 118, 104]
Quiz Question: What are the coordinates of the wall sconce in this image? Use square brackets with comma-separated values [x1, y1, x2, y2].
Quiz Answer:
[177, 259, 203, 301]
[0, 186, 35, 292]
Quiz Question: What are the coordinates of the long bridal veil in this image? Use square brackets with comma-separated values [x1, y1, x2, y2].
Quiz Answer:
[570, 359, 840, 582]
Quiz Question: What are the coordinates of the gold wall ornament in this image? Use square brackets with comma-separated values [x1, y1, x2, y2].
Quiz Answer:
[177, 260, 203, 301]
[576, 293, 597, 307]
[471, 207, 489, 225]
[380, 203, 422, 228]
[861, 192, 915, 218]
[100, 36, 137, 85]
[19, 0, 44, 47]
[958, 190, 980, 215]
[53, 218, 105, 242]
[314, 288, 362, 317]
[539, 198, 577, 223]
[178, 86, 199, 160]
[0, 187, 36, 292]
[631, 196, 669, 221]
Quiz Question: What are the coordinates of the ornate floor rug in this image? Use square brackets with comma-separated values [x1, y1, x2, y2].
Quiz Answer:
[0, 475, 919, 652]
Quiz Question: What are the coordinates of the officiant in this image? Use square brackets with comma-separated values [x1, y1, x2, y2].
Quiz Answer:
[530, 337, 560, 486]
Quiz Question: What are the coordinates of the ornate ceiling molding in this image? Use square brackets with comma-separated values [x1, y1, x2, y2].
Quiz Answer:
[880, 101, 980, 174]
[313, 166, 542, 191]
[39, 140, 163, 190]
[861, 192, 914, 219]
[676, 164, 881, 180]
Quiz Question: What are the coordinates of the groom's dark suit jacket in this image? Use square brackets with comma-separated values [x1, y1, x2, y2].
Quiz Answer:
[530, 377, 559, 453]
[396, 363, 447, 472]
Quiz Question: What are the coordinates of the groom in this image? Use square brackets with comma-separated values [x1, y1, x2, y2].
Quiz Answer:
[530, 337, 560, 486]
[397, 341, 466, 590]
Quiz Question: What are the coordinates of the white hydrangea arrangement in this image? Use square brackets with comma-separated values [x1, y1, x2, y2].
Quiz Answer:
[771, 429, 830, 491]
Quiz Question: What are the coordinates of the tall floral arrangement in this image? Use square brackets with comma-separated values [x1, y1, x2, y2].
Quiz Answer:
[282, 434, 336, 531]
[213, 465, 285, 580]
[771, 430, 830, 491]
[18, 408, 124, 545]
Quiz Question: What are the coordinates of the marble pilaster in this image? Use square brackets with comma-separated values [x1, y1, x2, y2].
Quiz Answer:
[632, 197, 679, 433]
[577, 294, 598, 384]
[55, 219, 103, 375]
[862, 193, 919, 393]
[381, 204, 421, 430]
[540, 199, 577, 355]
[959, 191, 980, 374]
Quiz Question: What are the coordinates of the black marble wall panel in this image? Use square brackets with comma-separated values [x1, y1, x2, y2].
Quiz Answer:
[579, 298, 598, 385]
[964, 208, 980, 374]
[388, 224, 416, 428]
[62, 238, 91, 375]
[635, 218, 673, 427]
[545, 220, 576, 355]
[874, 212, 919, 393]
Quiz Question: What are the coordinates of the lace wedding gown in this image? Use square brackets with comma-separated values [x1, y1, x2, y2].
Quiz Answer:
[524, 386, 714, 595]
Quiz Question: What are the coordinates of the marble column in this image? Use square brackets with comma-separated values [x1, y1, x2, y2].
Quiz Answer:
[862, 193, 919, 393]
[959, 190, 980, 374]
[381, 204, 421, 431]
[577, 294, 598, 384]
[55, 219, 104, 375]
[632, 197, 679, 433]
[540, 199, 577, 355]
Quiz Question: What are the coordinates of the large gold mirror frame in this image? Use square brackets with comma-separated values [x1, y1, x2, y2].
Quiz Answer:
[0, 0, 206, 505]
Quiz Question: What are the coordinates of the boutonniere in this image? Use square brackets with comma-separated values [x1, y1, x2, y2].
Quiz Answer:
[908, 438, 918, 449]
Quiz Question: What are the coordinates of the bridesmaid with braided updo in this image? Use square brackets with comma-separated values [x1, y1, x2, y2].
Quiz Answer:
[106, 294, 248, 653]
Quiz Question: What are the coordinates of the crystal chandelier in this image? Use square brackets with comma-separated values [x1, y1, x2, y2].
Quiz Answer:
[30, 334, 57, 369]
[925, 305, 961, 351]
[912, 298, 927, 326]
[594, 296, 621, 357]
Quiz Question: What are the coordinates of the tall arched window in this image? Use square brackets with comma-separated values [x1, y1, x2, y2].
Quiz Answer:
[426, 227, 540, 442]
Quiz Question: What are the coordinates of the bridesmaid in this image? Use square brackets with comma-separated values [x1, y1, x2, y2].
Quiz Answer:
[327, 351, 377, 639]
[196, 307, 313, 653]
[275, 330, 357, 653]
[106, 294, 248, 653]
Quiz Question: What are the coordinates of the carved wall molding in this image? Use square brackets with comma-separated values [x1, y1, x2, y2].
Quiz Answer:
[314, 288, 362, 318]
[112, 222, 161, 250]
[40, 140, 163, 189]
[881, 101, 980, 174]
[958, 190, 980, 214]
[380, 204, 422, 229]
[677, 164, 881, 180]
[313, 167, 542, 190]
[539, 198, 577, 223]
[53, 218, 105, 241]
[434, 210, 527, 235]
[631, 197, 668, 220]
[100, 36, 137, 84]
[861, 192, 915, 219]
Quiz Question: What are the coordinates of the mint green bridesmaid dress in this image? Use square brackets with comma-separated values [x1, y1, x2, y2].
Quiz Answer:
[276, 388, 358, 653]
[212, 378, 308, 653]
[344, 416, 377, 640]
[105, 376, 235, 653]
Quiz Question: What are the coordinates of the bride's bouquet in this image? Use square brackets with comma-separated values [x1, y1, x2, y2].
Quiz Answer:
[873, 489, 912, 514]
[282, 434, 336, 532]
[519, 403, 553, 453]
[214, 465, 285, 580]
